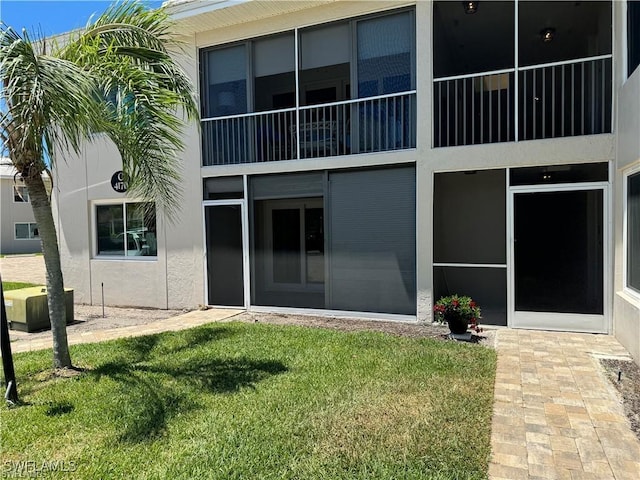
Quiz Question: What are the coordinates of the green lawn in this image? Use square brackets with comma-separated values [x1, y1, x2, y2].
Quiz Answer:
[2, 281, 39, 291]
[0, 323, 496, 479]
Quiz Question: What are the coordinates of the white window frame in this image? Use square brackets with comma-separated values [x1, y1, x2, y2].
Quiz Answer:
[14, 222, 38, 240]
[623, 163, 640, 301]
[13, 185, 29, 203]
[92, 200, 157, 260]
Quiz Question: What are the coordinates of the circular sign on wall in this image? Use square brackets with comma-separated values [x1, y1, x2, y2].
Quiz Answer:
[111, 171, 128, 193]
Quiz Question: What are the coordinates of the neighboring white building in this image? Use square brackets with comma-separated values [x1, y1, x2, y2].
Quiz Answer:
[0, 161, 45, 255]
[52, 1, 640, 364]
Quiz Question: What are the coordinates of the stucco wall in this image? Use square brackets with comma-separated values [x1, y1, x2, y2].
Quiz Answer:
[1, 177, 45, 255]
[613, 65, 640, 365]
[53, 136, 196, 309]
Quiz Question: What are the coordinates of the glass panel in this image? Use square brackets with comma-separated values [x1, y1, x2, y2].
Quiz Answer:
[510, 162, 608, 186]
[206, 205, 244, 306]
[629, 0, 640, 78]
[15, 223, 29, 239]
[357, 11, 413, 97]
[254, 33, 295, 111]
[628, 172, 640, 293]
[96, 204, 124, 255]
[13, 186, 28, 202]
[514, 189, 603, 314]
[203, 176, 244, 200]
[434, 266, 507, 326]
[433, 1, 514, 78]
[434, 170, 506, 264]
[125, 203, 157, 256]
[252, 197, 325, 309]
[519, 1, 611, 67]
[305, 207, 324, 283]
[29, 223, 39, 239]
[203, 45, 248, 117]
[272, 208, 301, 284]
[299, 22, 350, 106]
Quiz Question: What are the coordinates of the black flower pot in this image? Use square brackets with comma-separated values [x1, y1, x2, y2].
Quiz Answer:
[446, 314, 468, 335]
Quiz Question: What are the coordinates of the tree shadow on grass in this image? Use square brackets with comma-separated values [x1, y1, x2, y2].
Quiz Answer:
[91, 356, 287, 443]
[117, 325, 236, 363]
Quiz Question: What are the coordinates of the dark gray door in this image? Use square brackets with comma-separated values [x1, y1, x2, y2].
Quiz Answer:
[205, 205, 244, 307]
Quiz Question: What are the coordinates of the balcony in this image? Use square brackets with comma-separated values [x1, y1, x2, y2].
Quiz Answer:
[202, 91, 416, 166]
[434, 56, 612, 147]
[433, 0, 612, 148]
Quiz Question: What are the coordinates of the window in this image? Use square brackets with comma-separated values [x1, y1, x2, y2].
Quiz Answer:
[627, 170, 640, 294]
[15, 223, 38, 240]
[13, 185, 29, 202]
[630, 0, 640, 77]
[96, 202, 157, 257]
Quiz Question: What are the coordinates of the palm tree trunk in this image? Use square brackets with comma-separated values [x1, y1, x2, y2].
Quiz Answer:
[23, 173, 72, 368]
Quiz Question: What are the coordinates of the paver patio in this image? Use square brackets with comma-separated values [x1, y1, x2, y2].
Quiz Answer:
[489, 329, 640, 480]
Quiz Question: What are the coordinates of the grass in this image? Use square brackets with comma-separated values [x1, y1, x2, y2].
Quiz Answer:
[0, 322, 496, 479]
[2, 281, 39, 291]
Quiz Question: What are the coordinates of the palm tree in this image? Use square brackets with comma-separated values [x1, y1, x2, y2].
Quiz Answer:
[0, 1, 198, 368]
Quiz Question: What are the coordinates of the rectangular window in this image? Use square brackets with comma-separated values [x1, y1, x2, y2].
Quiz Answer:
[13, 185, 29, 202]
[95, 202, 157, 257]
[627, 171, 640, 294]
[15, 223, 38, 240]
[629, 0, 640, 78]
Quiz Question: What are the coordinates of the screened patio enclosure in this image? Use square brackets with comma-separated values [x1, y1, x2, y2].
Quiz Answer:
[433, 1, 612, 147]
[434, 163, 609, 333]
[200, 8, 417, 166]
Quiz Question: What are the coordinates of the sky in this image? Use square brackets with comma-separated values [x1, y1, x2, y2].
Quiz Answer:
[1, 0, 164, 37]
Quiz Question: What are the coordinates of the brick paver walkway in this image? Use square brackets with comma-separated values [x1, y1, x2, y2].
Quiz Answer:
[489, 329, 640, 480]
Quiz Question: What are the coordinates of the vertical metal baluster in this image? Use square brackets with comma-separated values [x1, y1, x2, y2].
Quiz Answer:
[385, 97, 389, 149]
[542, 68, 546, 139]
[507, 74, 511, 141]
[533, 70, 537, 139]
[437, 82, 442, 147]
[489, 77, 493, 143]
[571, 64, 575, 136]
[562, 65, 565, 137]
[581, 62, 585, 135]
[601, 59, 606, 132]
[455, 79, 459, 145]
[497, 76, 501, 142]
[591, 60, 595, 134]
[446, 81, 450, 147]
[480, 77, 484, 143]
[401, 95, 406, 148]
[472, 79, 475, 144]
[522, 72, 527, 140]
[463, 78, 467, 145]
[552, 67, 556, 137]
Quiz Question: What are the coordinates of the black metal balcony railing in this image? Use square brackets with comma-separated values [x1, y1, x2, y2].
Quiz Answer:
[433, 56, 612, 148]
[201, 91, 416, 166]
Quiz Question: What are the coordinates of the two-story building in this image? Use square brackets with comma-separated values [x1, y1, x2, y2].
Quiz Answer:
[53, 0, 640, 364]
[0, 161, 46, 255]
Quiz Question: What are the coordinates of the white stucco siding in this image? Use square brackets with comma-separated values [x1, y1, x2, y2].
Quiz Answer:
[613, 67, 640, 365]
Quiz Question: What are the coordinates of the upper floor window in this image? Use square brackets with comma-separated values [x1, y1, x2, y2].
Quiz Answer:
[95, 202, 157, 257]
[200, 8, 415, 118]
[434, 1, 611, 78]
[13, 185, 29, 202]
